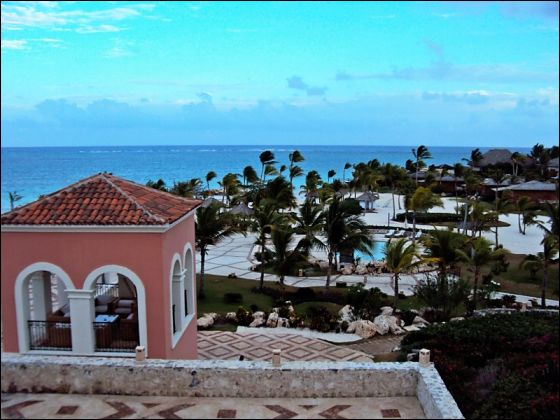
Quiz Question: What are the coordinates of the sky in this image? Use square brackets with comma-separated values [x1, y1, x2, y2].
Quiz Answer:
[1, 1, 558, 147]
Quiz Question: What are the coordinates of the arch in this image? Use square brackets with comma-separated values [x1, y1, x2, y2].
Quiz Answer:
[83, 265, 148, 355]
[14, 262, 75, 353]
[169, 253, 183, 341]
[183, 243, 195, 318]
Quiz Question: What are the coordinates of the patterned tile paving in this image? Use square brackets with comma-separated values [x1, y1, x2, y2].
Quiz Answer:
[198, 331, 373, 362]
[1, 394, 425, 419]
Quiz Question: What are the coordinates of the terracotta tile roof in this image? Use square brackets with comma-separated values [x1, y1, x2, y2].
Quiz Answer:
[1, 173, 201, 226]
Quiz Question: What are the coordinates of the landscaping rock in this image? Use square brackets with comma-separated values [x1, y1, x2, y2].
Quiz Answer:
[373, 314, 405, 335]
[277, 317, 290, 328]
[412, 316, 430, 326]
[203, 313, 219, 321]
[249, 311, 266, 327]
[355, 265, 368, 275]
[341, 267, 353, 275]
[380, 306, 394, 316]
[346, 321, 358, 334]
[225, 312, 238, 322]
[266, 312, 279, 327]
[197, 316, 214, 329]
[346, 320, 376, 338]
[338, 305, 355, 323]
[450, 317, 465, 322]
[404, 325, 421, 332]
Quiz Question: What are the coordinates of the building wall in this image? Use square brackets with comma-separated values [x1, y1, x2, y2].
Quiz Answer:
[1, 221, 197, 360]
[161, 216, 198, 360]
[509, 190, 558, 202]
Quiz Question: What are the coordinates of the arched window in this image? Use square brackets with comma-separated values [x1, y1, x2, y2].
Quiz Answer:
[184, 247, 194, 318]
[171, 258, 183, 335]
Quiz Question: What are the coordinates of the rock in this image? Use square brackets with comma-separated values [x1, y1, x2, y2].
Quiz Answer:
[318, 261, 330, 270]
[272, 307, 280, 314]
[341, 267, 353, 275]
[338, 305, 355, 323]
[348, 320, 377, 339]
[266, 312, 279, 327]
[197, 316, 214, 329]
[249, 311, 266, 327]
[450, 317, 465, 322]
[225, 312, 237, 322]
[277, 317, 290, 328]
[355, 265, 368, 275]
[392, 346, 401, 352]
[374, 314, 405, 335]
[203, 312, 219, 321]
[380, 306, 394, 316]
[412, 316, 430, 326]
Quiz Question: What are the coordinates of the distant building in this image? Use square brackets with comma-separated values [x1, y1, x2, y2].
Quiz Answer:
[494, 180, 558, 202]
[478, 149, 512, 167]
[1, 173, 201, 359]
[548, 157, 559, 178]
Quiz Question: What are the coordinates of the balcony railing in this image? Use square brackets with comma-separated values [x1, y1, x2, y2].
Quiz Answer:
[93, 320, 139, 353]
[95, 284, 119, 298]
[28, 320, 72, 351]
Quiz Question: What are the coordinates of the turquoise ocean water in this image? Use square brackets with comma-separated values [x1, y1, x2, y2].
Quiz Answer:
[1, 145, 530, 214]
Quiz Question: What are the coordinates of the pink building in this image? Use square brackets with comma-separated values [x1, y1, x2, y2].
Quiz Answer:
[1, 173, 201, 359]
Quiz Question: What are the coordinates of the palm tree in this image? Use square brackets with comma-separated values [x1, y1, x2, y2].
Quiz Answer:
[492, 195, 513, 248]
[146, 179, 168, 192]
[384, 238, 423, 307]
[252, 200, 283, 291]
[510, 152, 525, 177]
[457, 237, 506, 310]
[530, 143, 550, 178]
[241, 165, 259, 188]
[452, 163, 464, 215]
[412, 145, 432, 185]
[205, 171, 217, 194]
[489, 169, 511, 247]
[533, 203, 559, 247]
[288, 165, 304, 198]
[321, 196, 373, 288]
[170, 178, 203, 198]
[269, 226, 307, 294]
[300, 170, 321, 201]
[259, 150, 277, 181]
[8, 191, 23, 211]
[422, 229, 466, 285]
[342, 162, 352, 183]
[408, 187, 443, 242]
[514, 196, 534, 234]
[294, 199, 325, 256]
[219, 173, 240, 205]
[382, 163, 398, 220]
[327, 169, 336, 184]
[463, 148, 483, 169]
[520, 235, 558, 307]
[195, 203, 240, 297]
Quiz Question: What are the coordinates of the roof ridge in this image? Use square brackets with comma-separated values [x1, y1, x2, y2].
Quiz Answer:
[1, 173, 105, 216]
[99, 174, 167, 224]
[105, 174, 202, 205]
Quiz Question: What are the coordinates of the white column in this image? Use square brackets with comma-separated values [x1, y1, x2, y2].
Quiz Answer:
[56, 275, 69, 308]
[67, 289, 95, 354]
[31, 272, 52, 320]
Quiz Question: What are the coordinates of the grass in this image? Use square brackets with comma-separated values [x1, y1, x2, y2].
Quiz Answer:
[458, 252, 559, 300]
[196, 274, 277, 314]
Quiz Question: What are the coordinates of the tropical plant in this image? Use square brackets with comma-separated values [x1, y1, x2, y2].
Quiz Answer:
[205, 171, 217, 194]
[452, 163, 464, 215]
[457, 237, 507, 311]
[414, 273, 470, 320]
[195, 203, 240, 297]
[412, 145, 432, 185]
[510, 152, 525, 177]
[242, 165, 259, 187]
[8, 191, 23, 211]
[327, 169, 336, 184]
[514, 196, 536, 235]
[384, 238, 424, 306]
[422, 229, 467, 284]
[294, 199, 325, 256]
[170, 178, 203, 198]
[269, 226, 307, 294]
[463, 147, 483, 169]
[288, 150, 305, 195]
[533, 203, 559, 247]
[520, 235, 559, 307]
[219, 173, 240, 205]
[259, 150, 277, 181]
[343, 162, 352, 182]
[408, 186, 443, 241]
[146, 179, 168, 192]
[320, 196, 373, 288]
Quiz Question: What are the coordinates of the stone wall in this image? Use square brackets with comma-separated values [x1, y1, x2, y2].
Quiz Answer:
[1, 353, 463, 418]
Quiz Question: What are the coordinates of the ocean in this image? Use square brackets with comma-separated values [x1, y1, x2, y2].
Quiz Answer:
[1, 145, 531, 214]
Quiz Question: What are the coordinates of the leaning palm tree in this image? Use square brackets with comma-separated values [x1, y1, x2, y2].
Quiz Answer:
[452, 163, 464, 215]
[457, 237, 506, 310]
[412, 145, 432, 185]
[422, 229, 466, 285]
[8, 191, 23, 211]
[342, 162, 352, 183]
[195, 203, 240, 297]
[242, 165, 259, 187]
[321, 196, 373, 288]
[514, 196, 533, 234]
[252, 200, 284, 291]
[205, 171, 217, 194]
[288, 149, 305, 192]
[327, 169, 336, 184]
[533, 203, 559, 248]
[462, 148, 483, 169]
[294, 199, 325, 256]
[408, 186, 443, 242]
[520, 235, 558, 308]
[259, 150, 277, 181]
[384, 238, 424, 307]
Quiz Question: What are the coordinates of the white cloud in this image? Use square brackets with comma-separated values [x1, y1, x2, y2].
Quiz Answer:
[1, 39, 28, 50]
[76, 24, 123, 34]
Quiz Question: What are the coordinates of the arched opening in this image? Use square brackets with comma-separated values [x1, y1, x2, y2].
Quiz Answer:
[171, 259, 183, 335]
[184, 247, 194, 319]
[15, 263, 74, 352]
[84, 266, 146, 353]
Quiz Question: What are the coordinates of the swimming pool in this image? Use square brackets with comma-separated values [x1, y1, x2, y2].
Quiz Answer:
[353, 241, 387, 262]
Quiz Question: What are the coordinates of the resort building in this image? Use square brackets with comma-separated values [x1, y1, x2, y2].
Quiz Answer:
[1, 173, 201, 359]
[494, 180, 559, 202]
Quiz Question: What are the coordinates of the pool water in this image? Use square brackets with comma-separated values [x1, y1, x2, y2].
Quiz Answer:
[353, 241, 387, 262]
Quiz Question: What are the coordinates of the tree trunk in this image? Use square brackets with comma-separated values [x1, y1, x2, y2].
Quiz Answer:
[198, 248, 206, 297]
[326, 251, 333, 289]
[518, 212, 523, 234]
[454, 183, 459, 215]
[391, 191, 396, 220]
[473, 267, 479, 311]
[412, 211, 417, 244]
[393, 273, 399, 307]
[259, 234, 265, 291]
[542, 261, 548, 308]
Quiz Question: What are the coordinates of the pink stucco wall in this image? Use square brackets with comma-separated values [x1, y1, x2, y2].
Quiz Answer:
[1, 215, 198, 359]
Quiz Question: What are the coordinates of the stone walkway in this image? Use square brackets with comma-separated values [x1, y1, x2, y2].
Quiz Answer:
[1, 393, 425, 419]
[198, 331, 373, 363]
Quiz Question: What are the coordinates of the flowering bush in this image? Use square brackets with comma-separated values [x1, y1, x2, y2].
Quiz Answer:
[402, 313, 559, 419]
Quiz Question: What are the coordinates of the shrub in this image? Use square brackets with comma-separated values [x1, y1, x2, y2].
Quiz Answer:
[400, 310, 417, 326]
[295, 287, 315, 302]
[236, 306, 253, 326]
[335, 281, 347, 288]
[223, 292, 243, 304]
[306, 305, 338, 333]
[340, 320, 349, 332]
[249, 304, 259, 312]
[395, 212, 461, 223]
[347, 284, 388, 320]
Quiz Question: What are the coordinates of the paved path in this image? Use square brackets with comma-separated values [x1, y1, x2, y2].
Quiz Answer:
[198, 331, 373, 363]
[1, 393, 425, 419]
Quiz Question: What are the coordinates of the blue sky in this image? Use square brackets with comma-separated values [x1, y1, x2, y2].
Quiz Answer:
[1, 1, 558, 147]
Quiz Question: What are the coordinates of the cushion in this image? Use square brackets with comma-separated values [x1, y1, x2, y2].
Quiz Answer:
[126, 313, 135, 320]
[115, 307, 132, 315]
[117, 299, 134, 308]
[96, 295, 114, 305]
[95, 304, 109, 313]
